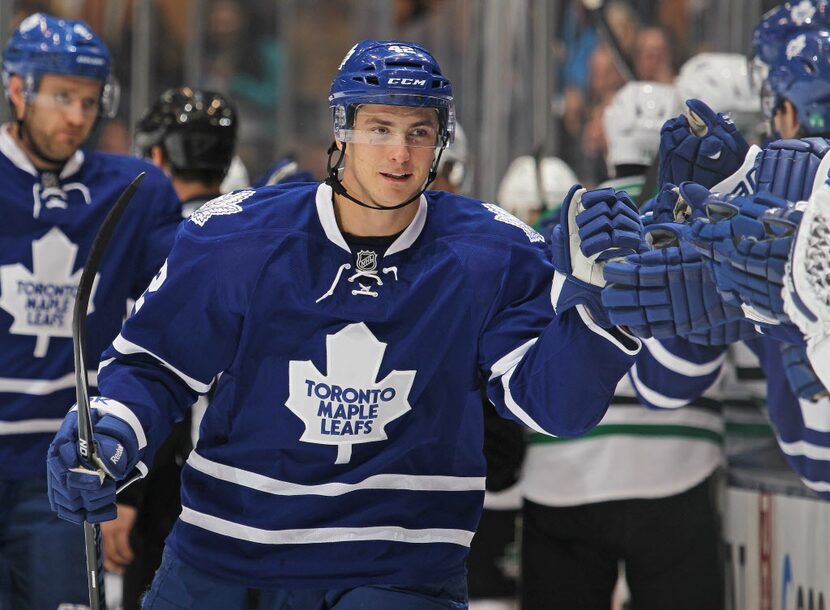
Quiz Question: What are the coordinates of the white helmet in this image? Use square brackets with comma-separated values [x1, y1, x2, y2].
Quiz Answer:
[437, 122, 470, 192]
[497, 155, 577, 224]
[675, 52, 762, 136]
[603, 81, 682, 169]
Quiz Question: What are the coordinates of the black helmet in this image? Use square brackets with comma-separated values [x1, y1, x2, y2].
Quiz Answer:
[135, 87, 237, 176]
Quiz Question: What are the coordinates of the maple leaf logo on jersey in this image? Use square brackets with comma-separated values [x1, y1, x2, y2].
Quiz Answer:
[0, 228, 98, 357]
[286, 323, 416, 465]
[786, 34, 807, 61]
[189, 190, 255, 227]
[483, 203, 545, 243]
[790, 0, 816, 26]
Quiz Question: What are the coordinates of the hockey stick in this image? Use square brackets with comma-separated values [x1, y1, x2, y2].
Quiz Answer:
[580, 0, 635, 82]
[73, 171, 146, 610]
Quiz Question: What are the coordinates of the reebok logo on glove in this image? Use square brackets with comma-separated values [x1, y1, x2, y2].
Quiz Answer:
[109, 443, 124, 466]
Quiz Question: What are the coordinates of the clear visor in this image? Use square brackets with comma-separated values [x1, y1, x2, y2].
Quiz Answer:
[24, 74, 120, 119]
[748, 56, 769, 98]
[333, 95, 454, 149]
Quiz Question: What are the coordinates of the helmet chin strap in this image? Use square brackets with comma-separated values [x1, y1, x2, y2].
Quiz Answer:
[325, 141, 446, 211]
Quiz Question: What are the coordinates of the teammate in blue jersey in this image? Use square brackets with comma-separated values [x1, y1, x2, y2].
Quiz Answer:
[46, 40, 642, 609]
[0, 13, 181, 610]
[603, 1, 830, 498]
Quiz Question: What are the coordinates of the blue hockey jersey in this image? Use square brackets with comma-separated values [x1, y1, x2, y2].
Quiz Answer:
[0, 126, 181, 479]
[95, 182, 640, 588]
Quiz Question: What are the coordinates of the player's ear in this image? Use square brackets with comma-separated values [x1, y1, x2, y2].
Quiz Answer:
[6, 75, 26, 120]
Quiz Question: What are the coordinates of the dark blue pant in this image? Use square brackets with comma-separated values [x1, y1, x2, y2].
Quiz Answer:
[142, 546, 469, 609]
[0, 477, 90, 610]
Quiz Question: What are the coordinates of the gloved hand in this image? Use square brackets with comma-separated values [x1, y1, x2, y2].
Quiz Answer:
[47, 406, 141, 524]
[601, 224, 755, 344]
[709, 204, 802, 324]
[647, 181, 713, 225]
[551, 185, 644, 327]
[688, 191, 794, 323]
[658, 99, 749, 189]
[781, 342, 829, 400]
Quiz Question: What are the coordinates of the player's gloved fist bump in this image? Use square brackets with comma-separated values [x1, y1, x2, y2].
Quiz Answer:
[658, 98, 749, 189]
[648, 181, 712, 225]
[47, 409, 140, 524]
[552, 185, 644, 327]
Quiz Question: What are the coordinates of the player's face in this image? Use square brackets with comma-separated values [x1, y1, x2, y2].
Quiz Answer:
[18, 74, 101, 167]
[340, 104, 440, 208]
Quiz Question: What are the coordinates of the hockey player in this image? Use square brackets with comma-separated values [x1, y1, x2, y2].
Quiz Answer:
[46, 40, 642, 609]
[103, 86, 240, 609]
[521, 81, 725, 610]
[497, 154, 577, 227]
[0, 13, 181, 610]
[602, 6, 830, 497]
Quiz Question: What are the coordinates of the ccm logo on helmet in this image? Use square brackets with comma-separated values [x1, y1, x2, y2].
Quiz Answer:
[387, 77, 427, 86]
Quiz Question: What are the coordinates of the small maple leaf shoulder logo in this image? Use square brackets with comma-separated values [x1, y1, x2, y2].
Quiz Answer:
[482, 203, 544, 243]
[190, 190, 255, 227]
[286, 323, 416, 465]
[0, 228, 99, 357]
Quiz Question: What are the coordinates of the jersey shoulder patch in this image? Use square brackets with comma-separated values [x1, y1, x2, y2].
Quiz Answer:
[190, 190, 255, 227]
[481, 202, 545, 243]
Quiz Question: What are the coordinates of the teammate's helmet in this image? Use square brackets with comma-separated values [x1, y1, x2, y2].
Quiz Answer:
[329, 40, 455, 148]
[676, 53, 762, 138]
[752, 1, 830, 67]
[603, 81, 681, 169]
[2, 12, 118, 116]
[135, 87, 238, 176]
[497, 155, 577, 224]
[764, 30, 830, 135]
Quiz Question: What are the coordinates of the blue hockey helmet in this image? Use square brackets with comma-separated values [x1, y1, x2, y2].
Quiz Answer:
[2, 13, 118, 117]
[329, 40, 455, 148]
[763, 29, 830, 135]
[752, 1, 830, 66]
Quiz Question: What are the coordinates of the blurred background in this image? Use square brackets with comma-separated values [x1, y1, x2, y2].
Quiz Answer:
[0, 0, 779, 200]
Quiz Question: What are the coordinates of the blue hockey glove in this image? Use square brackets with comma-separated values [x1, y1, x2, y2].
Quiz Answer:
[551, 185, 644, 327]
[658, 99, 750, 189]
[647, 181, 713, 225]
[47, 408, 141, 524]
[710, 204, 802, 324]
[781, 343, 829, 400]
[688, 192, 794, 323]
[601, 224, 755, 344]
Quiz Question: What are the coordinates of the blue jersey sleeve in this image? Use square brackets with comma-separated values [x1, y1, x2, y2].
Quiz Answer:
[97, 223, 272, 465]
[479, 241, 641, 437]
[629, 337, 727, 409]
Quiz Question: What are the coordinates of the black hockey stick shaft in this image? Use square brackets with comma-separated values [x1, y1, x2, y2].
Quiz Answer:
[73, 171, 146, 610]
[580, 0, 635, 82]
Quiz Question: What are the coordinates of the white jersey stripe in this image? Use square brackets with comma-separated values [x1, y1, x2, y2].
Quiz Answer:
[0, 418, 64, 434]
[179, 506, 475, 547]
[112, 333, 212, 393]
[643, 338, 725, 377]
[489, 338, 550, 434]
[0, 370, 97, 395]
[187, 451, 485, 496]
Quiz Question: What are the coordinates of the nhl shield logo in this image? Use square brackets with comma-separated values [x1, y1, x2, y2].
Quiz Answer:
[355, 250, 378, 272]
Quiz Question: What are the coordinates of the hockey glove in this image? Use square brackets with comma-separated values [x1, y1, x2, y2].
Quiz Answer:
[551, 185, 644, 327]
[646, 181, 713, 225]
[709, 204, 802, 324]
[784, 185, 830, 392]
[47, 408, 141, 524]
[781, 342, 829, 400]
[601, 224, 755, 344]
[658, 99, 750, 189]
